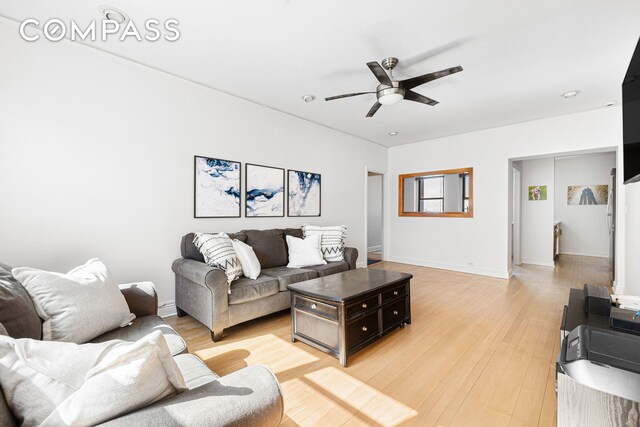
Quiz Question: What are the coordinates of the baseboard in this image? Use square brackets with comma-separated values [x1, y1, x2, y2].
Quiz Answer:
[521, 259, 555, 268]
[158, 301, 177, 318]
[559, 251, 608, 258]
[356, 260, 368, 269]
[386, 256, 511, 279]
[367, 245, 382, 252]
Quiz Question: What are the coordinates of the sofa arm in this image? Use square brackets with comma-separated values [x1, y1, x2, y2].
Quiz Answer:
[172, 258, 227, 289]
[344, 247, 358, 270]
[118, 282, 158, 317]
[98, 365, 284, 427]
[172, 258, 230, 339]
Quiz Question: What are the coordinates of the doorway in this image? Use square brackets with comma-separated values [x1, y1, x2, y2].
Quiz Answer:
[367, 172, 384, 265]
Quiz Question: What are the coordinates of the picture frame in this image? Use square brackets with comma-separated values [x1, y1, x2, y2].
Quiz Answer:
[245, 163, 285, 217]
[287, 169, 321, 217]
[193, 155, 241, 218]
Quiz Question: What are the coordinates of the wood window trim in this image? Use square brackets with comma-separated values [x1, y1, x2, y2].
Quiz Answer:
[398, 167, 474, 218]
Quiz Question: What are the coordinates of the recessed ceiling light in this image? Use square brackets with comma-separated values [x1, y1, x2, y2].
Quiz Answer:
[99, 5, 128, 24]
[388, 131, 398, 136]
[561, 90, 580, 99]
[604, 100, 617, 107]
[302, 94, 315, 103]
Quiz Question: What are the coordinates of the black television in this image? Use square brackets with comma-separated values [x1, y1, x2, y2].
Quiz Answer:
[623, 37, 640, 184]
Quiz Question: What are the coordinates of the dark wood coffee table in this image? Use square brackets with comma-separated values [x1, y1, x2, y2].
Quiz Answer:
[287, 268, 412, 367]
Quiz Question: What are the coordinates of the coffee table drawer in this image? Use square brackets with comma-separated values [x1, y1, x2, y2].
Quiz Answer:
[294, 295, 337, 321]
[382, 282, 408, 303]
[382, 298, 407, 331]
[347, 311, 379, 350]
[294, 309, 339, 351]
[346, 295, 379, 319]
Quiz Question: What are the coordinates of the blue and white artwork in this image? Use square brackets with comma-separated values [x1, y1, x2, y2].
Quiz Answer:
[246, 164, 284, 217]
[288, 170, 321, 217]
[194, 156, 241, 218]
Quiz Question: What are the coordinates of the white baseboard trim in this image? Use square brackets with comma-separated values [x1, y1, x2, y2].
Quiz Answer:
[386, 256, 511, 279]
[158, 301, 177, 318]
[367, 245, 382, 252]
[521, 259, 555, 268]
[559, 251, 608, 258]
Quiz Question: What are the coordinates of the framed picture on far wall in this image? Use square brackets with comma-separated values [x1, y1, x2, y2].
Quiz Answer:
[567, 185, 608, 205]
[288, 169, 321, 217]
[194, 156, 241, 218]
[528, 185, 547, 201]
[245, 163, 285, 217]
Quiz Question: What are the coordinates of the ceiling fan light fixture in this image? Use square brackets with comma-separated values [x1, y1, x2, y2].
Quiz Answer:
[378, 93, 404, 105]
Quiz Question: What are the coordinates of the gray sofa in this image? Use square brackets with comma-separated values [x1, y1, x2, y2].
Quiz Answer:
[0, 262, 283, 427]
[172, 228, 358, 341]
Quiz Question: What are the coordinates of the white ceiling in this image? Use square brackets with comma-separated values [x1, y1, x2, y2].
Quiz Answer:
[2, 0, 639, 147]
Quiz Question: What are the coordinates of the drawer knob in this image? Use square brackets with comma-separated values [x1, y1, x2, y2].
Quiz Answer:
[362, 326, 368, 332]
[393, 310, 399, 315]
[393, 290, 399, 296]
[362, 303, 367, 309]
[311, 304, 317, 309]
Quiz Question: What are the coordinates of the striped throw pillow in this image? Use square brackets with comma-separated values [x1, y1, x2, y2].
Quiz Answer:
[193, 233, 242, 290]
[302, 225, 347, 262]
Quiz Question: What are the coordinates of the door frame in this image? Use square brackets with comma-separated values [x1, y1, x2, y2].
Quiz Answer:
[364, 167, 385, 265]
[513, 165, 522, 265]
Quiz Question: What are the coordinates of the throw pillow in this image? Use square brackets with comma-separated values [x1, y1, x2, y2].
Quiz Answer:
[286, 235, 327, 268]
[231, 239, 261, 280]
[12, 259, 135, 343]
[193, 232, 243, 289]
[302, 225, 347, 262]
[0, 262, 42, 340]
[0, 331, 187, 427]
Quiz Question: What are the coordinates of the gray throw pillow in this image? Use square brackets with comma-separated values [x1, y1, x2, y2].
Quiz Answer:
[0, 263, 42, 339]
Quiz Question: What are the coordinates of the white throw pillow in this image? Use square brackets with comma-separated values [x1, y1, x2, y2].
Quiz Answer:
[0, 331, 187, 427]
[232, 239, 261, 280]
[12, 259, 135, 343]
[193, 232, 243, 289]
[302, 225, 347, 262]
[286, 235, 327, 268]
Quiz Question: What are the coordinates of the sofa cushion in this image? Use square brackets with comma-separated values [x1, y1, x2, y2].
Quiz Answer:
[229, 275, 279, 305]
[174, 354, 219, 390]
[305, 261, 350, 277]
[0, 263, 42, 340]
[181, 232, 247, 262]
[261, 266, 319, 291]
[0, 331, 186, 427]
[89, 315, 187, 356]
[242, 229, 287, 268]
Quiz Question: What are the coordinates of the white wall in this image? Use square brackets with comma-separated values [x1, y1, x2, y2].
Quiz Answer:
[367, 174, 383, 250]
[0, 21, 387, 312]
[554, 153, 616, 258]
[521, 158, 555, 266]
[386, 107, 625, 286]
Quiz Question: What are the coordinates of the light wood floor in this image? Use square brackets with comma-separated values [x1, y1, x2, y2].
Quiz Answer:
[166, 255, 612, 426]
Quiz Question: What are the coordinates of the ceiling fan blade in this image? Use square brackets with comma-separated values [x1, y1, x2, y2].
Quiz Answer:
[366, 62, 392, 86]
[325, 92, 375, 101]
[366, 101, 382, 118]
[400, 38, 471, 68]
[404, 90, 439, 106]
[401, 66, 463, 90]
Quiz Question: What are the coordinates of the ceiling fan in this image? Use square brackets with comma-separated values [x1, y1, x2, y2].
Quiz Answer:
[325, 57, 463, 117]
